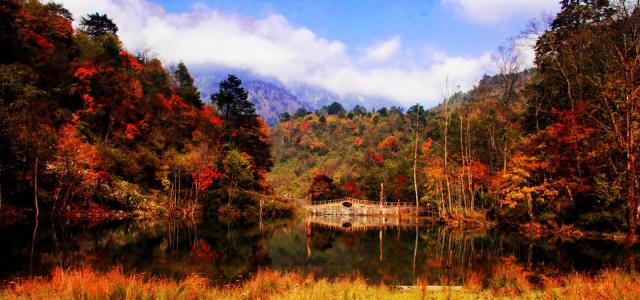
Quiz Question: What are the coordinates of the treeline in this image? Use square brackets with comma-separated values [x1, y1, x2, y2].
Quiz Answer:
[271, 1, 640, 233]
[0, 0, 276, 219]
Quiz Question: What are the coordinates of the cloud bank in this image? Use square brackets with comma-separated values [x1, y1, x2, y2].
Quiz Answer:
[54, 0, 530, 106]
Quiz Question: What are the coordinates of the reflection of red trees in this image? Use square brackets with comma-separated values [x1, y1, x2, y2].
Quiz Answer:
[342, 237, 355, 247]
[377, 267, 393, 281]
[192, 239, 219, 263]
[83, 252, 107, 266]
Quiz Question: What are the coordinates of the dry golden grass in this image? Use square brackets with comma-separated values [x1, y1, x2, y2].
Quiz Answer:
[4, 267, 213, 299]
[542, 269, 640, 300]
[2, 266, 640, 299]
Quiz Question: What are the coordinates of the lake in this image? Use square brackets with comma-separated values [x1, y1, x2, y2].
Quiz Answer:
[1, 215, 638, 286]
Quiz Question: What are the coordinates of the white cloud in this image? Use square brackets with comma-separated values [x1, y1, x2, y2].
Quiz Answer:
[443, 0, 560, 24]
[307, 53, 494, 103]
[362, 37, 401, 62]
[513, 34, 537, 68]
[54, 0, 496, 106]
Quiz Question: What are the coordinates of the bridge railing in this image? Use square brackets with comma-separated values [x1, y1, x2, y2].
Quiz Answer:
[308, 197, 418, 207]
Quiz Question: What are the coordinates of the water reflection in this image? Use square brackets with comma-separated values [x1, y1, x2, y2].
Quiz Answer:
[1, 216, 639, 286]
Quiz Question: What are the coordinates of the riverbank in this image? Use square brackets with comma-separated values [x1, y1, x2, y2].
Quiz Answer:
[2, 265, 639, 299]
[428, 209, 635, 243]
[0, 191, 299, 227]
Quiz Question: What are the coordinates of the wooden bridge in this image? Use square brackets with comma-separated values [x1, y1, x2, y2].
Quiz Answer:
[303, 197, 425, 216]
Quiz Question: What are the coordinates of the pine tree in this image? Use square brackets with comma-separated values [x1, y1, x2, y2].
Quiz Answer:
[210, 75, 272, 174]
[80, 13, 118, 39]
[174, 62, 203, 108]
[211, 75, 256, 122]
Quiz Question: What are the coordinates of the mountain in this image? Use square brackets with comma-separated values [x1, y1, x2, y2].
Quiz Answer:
[189, 66, 401, 122]
[191, 68, 309, 123]
[244, 81, 312, 124]
[287, 83, 340, 108]
[288, 83, 401, 111]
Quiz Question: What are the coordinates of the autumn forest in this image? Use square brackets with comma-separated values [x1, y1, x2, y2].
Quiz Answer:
[2, 0, 640, 299]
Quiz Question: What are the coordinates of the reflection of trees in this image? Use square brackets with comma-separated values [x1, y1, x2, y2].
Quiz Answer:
[2, 220, 640, 285]
[270, 224, 640, 286]
[0, 218, 294, 284]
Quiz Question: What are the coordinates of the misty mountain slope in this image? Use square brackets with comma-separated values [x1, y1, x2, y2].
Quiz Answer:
[190, 68, 401, 123]
[245, 81, 312, 124]
[192, 71, 310, 124]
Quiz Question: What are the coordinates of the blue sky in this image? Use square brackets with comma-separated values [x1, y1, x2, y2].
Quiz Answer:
[57, 0, 560, 106]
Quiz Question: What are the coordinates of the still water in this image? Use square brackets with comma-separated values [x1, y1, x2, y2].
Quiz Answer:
[1, 216, 638, 286]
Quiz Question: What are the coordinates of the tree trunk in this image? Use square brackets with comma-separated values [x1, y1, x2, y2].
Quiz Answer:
[33, 156, 39, 219]
[29, 218, 38, 275]
[412, 224, 418, 283]
[379, 182, 384, 215]
[413, 131, 419, 217]
[527, 193, 534, 228]
[438, 180, 445, 218]
[177, 167, 181, 207]
[466, 116, 474, 210]
[443, 90, 452, 216]
[259, 197, 263, 230]
[459, 113, 468, 212]
[413, 103, 420, 217]
[379, 227, 383, 261]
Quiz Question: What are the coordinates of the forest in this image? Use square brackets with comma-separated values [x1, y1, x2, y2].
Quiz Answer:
[0, 0, 638, 236]
[0, 0, 293, 223]
[271, 1, 640, 235]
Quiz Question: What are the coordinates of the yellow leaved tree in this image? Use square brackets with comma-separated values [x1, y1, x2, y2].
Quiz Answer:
[499, 152, 558, 224]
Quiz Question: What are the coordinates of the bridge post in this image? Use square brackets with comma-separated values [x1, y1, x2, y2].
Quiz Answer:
[379, 183, 384, 215]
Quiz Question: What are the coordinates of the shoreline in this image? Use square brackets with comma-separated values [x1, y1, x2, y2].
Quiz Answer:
[2, 202, 636, 244]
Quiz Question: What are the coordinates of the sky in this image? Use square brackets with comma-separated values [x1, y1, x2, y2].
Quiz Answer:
[54, 0, 560, 107]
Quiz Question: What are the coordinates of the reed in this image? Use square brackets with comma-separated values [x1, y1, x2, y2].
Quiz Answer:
[2, 266, 640, 299]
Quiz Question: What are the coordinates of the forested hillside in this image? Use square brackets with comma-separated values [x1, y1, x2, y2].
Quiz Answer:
[270, 72, 531, 210]
[270, 103, 420, 201]
[272, 1, 640, 234]
[0, 0, 284, 220]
